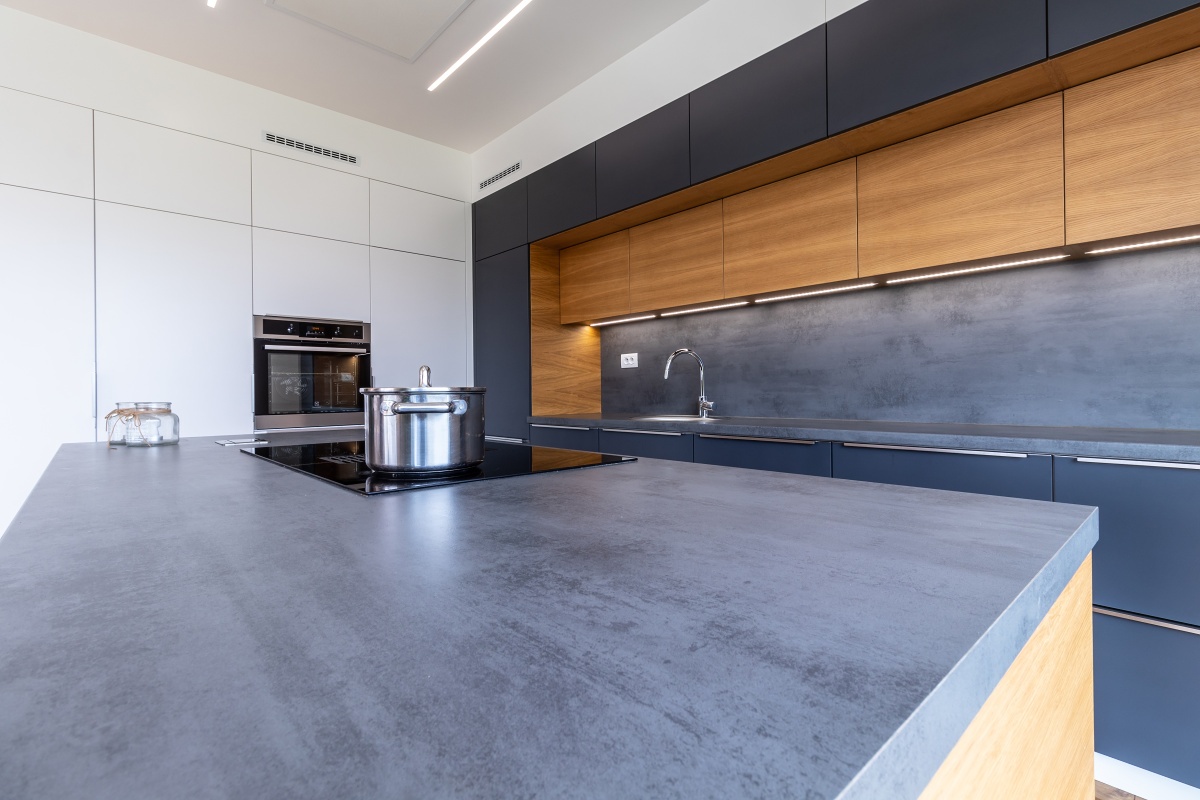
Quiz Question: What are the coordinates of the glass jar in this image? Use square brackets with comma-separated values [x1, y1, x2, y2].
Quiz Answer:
[105, 402, 137, 445]
[124, 402, 180, 447]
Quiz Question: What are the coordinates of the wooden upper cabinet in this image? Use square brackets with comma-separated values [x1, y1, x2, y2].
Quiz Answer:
[1065, 47, 1200, 245]
[857, 94, 1065, 277]
[629, 201, 724, 313]
[723, 159, 858, 297]
[559, 230, 629, 323]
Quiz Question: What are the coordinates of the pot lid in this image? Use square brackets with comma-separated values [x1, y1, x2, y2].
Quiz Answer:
[360, 365, 484, 395]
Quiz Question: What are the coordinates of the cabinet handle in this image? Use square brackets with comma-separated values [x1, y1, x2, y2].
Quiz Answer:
[842, 442, 1027, 459]
[486, 435, 526, 444]
[1093, 606, 1200, 637]
[1075, 457, 1200, 471]
[531, 424, 591, 431]
[601, 428, 683, 437]
[699, 434, 816, 445]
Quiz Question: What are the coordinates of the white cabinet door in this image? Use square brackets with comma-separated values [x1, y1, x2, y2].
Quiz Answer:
[95, 113, 251, 224]
[96, 202, 253, 439]
[0, 86, 93, 198]
[253, 228, 370, 321]
[252, 151, 368, 244]
[370, 180, 466, 260]
[0, 184, 94, 536]
[370, 248, 468, 388]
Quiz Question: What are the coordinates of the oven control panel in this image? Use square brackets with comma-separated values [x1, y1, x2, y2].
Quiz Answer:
[259, 317, 366, 341]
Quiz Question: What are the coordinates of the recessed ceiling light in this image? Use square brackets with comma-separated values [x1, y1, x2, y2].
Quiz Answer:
[207, 0, 217, 7]
[660, 301, 749, 318]
[754, 283, 877, 304]
[428, 0, 535, 92]
[885, 254, 1069, 285]
[1085, 233, 1200, 255]
[589, 315, 656, 327]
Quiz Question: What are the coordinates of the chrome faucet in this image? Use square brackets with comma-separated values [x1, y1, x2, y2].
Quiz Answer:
[664, 348, 715, 418]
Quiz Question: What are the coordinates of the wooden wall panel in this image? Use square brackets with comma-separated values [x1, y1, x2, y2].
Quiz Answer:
[529, 244, 600, 416]
[1065, 47, 1200, 244]
[858, 95, 1065, 277]
[629, 201, 724, 313]
[918, 555, 1094, 800]
[723, 159, 858, 297]
[559, 231, 629, 323]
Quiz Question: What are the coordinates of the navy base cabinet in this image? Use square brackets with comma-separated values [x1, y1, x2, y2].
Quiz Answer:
[472, 246, 530, 441]
[598, 429, 693, 462]
[832, 443, 1052, 500]
[529, 424, 598, 452]
[693, 435, 831, 477]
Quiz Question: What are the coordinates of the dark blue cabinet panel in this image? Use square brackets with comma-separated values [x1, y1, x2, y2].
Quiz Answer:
[527, 144, 596, 241]
[529, 424, 598, 452]
[690, 27, 827, 184]
[1094, 613, 1200, 788]
[598, 429, 693, 462]
[472, 246, 530, 440]
[831, 443, 1053, 500]
[596, 97, 690, 219]
[1050, 0, 1199, 55]
[1054, 456, 1200, 626]
[473, 179, 527, 261]
[827, 0, 1047, 134]
[693, 435, 831, 477]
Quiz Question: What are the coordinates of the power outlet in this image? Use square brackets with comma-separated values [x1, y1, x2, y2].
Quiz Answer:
[620, 353, 638, 369]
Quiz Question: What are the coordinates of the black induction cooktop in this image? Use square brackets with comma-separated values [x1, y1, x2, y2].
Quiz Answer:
[242, 439, 636, 495]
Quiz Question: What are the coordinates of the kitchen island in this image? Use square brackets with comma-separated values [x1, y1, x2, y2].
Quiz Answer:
[0, 430, 1097, 800]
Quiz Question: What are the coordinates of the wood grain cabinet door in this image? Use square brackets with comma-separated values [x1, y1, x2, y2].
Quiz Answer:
[857, 94, 1065, 277]
[1065, 47, 1200, 244]
[559, 230, 630, 323]
[629, 201, 724, 313]
[722, 159, 858, 297]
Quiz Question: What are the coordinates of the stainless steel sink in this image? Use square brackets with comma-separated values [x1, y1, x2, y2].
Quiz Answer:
[632, 415, 726, 422]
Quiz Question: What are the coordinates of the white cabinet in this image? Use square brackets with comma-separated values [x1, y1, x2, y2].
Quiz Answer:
[251, 151, 368, 244]
[252, 228, 370, 321]
[0, 184, 94, 536]
[369, 180, 466, 261]
[96, 202, 253, 439]
[370, 248, 468, 387]
[0, 86, 93, 198]
[94, 113, 251, 224]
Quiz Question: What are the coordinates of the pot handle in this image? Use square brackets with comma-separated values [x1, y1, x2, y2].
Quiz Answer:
[382, 399, 468, 416]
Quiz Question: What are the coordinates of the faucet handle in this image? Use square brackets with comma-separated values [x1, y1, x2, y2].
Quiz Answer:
[699, 398, 716, 417]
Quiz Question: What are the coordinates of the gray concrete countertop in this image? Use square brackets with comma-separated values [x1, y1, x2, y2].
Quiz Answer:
[531, 412, 1200, 462]
[0, 430, 1096, 800]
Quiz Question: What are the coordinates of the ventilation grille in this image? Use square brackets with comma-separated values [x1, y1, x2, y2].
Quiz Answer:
[480, 162, 521, 190]
[264, 132, 357, 164]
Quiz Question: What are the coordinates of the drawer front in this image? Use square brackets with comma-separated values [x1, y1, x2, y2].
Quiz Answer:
[831, 443, 1053, 500]
[1094, 612, 1200, 788]
[693, 436, 831, 477]
[529, 425, 598, 452]
[1054, 456, 1200, 625]
[598, 429, 693, 462]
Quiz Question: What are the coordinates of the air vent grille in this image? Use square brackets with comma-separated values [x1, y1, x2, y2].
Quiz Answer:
[480, 162, 521, 190]
[264, 132, 357, 164]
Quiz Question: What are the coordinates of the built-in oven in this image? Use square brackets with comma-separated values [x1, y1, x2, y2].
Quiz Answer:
[253, 315, 371, 430]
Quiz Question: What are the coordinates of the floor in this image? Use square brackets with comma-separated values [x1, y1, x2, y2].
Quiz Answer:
[1097, 780, 1146, 800]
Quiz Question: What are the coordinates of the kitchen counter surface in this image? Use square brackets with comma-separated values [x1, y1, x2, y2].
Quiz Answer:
[531, 412, 1200, 462]
[0, 430, 1096, 800]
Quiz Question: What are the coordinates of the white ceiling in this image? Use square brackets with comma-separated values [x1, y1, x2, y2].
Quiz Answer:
[0, 0, 711, 153]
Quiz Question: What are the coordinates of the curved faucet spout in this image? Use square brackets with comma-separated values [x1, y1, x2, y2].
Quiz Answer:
[664, 348, 715, 417]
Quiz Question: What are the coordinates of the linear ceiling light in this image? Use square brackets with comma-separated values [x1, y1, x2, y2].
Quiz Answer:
[660, 301, 749, 318]
[428, 0, 534, 91]
[1085, 233, 1200, 255]
[589, 315, 656, 328]
[885, 254, 1069, 285]
[754, 282, 877, 304]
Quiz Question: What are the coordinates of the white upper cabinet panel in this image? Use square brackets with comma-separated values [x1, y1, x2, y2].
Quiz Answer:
[370, 181, 466, 261]
[0, 87, 93, 198]
[94, 113, 251, 224]
[370, 248, 468, 388]
[252, 151, 369, 244]
[95, 202, 253, 439]
[253, 228, 371, 322]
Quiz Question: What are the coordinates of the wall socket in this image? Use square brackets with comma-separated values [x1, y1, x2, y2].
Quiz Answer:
[620, 353, 638, 369]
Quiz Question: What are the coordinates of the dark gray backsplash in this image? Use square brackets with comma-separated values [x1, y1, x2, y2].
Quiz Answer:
[600, 244, 1200, 429]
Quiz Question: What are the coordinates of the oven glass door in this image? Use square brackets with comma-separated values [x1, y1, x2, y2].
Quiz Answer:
[255, 343, 369, 419]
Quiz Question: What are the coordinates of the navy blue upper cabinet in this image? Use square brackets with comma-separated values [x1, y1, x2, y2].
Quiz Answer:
[595, 97, 690, 219]
[473, 178, 527, 261]
[527, 144, 597, 242]
[690, 27, 827, 184]
[1049, 0, 1200, 55]
[472, 245, 530, 440]
[831, 443, 1053, 501]
[826, 0, 1047, 134]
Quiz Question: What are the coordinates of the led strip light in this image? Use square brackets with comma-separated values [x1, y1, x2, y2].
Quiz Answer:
[755, 282, 877, 304]
[589, 315, 656, 328]
[1085, 233, 1200, 255]
[885, 254, 1069, 285]
[660, 301, 749, 317]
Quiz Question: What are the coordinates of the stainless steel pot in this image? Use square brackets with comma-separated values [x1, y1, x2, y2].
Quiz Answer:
[360, 366, 486, 474]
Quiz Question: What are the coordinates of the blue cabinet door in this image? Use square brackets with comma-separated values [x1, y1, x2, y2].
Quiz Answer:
[1054, 456, 1200, 626]
[598, 429, 693, 462]
[527, 144, 597, 241]
[693, 435, 831, 477]
[1049, 0, 1199, 55]
[831, 443, 1053, 500]
[472, 246, 530, 441]
[473, 179, 528, 261]
[595, 97, 690, 219]
[1094, 611, 1200, 788]
[529, 424, 598, 452]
